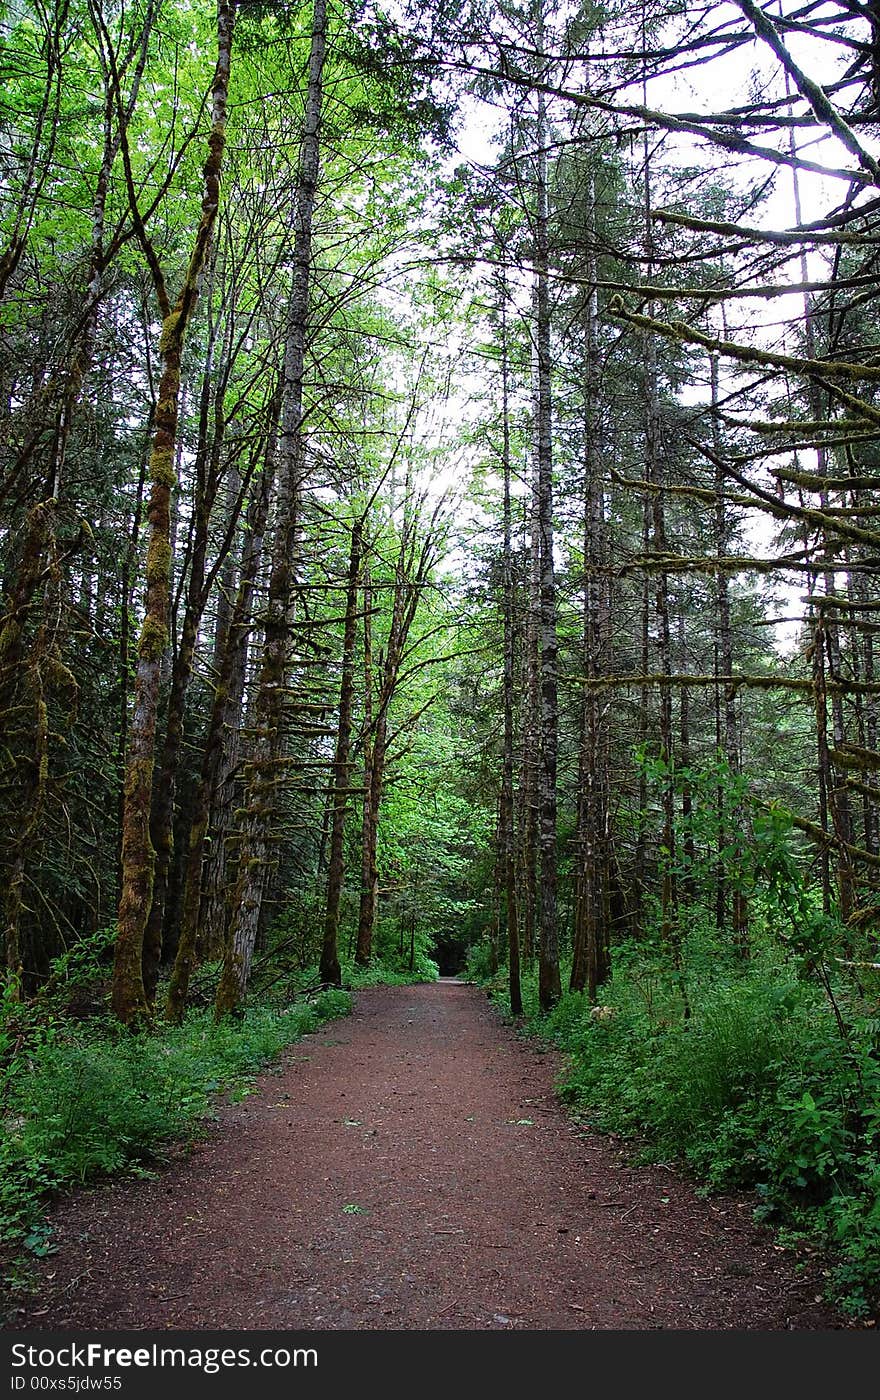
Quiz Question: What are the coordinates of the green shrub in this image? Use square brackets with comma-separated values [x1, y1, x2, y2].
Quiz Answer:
[331, 951, 438, 988]
[463, 939, 496, 982]
[41, 926, 116, 998]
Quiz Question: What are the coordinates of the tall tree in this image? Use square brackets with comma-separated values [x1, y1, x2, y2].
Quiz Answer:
[531, 0, 561, 1011]
[112, 0, 236, 1024]
[216, 0, 328, 1014]
[320, 515, 362, 985]
[497, 290, 523, 1014]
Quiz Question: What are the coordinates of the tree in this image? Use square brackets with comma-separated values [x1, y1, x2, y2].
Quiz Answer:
[215, 0, 328, 1016]
[112, 0, 237, 1025]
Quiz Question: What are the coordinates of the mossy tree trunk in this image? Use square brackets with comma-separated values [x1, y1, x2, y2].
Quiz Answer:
[519, 476, 539, 969]
[356, 538, 409, 966]
[677, 607, 696, 899]
[631, 493, 651, 938]
[112, 0, 236, 1026]
[1, 503, 58, 984]
[197, 459, 256, 961]
[142, 330, 237, 1004]
[710, 351, 749, 947]
[354, 686, 386, 969]
[640, 99, 680, 990]
[647, 359, 679, 963]
[851, 552, 879, 856]
[116, 424, 150, 903]
[355, 507, 437, 966]
[162, 458, 244, 969]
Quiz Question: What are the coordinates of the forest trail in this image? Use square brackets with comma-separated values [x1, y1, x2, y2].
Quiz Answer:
[7, 982, 840, 1331]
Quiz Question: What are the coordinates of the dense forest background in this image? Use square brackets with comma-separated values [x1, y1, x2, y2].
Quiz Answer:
[3, 0, 880, 1319]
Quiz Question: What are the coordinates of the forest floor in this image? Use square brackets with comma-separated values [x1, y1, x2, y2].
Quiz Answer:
[3, 979, 844, 1330]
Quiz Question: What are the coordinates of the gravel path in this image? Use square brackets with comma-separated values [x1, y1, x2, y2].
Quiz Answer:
[4, 980, 841, 1330]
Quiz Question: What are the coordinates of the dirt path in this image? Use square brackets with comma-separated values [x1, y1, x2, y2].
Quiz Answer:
[5, 980, 841, 1330]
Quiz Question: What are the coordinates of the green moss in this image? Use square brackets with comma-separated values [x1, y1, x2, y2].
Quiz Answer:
[45, 654, 78, 714]
[138, 615, 166, 661]
[214, 951, 244, 1019]
[158, 311, 181, 355]
[145, 534, 172, 587]
[151, 448, 176, 489]
[0, 617, 22, 666]
[122, 754, 151, 800]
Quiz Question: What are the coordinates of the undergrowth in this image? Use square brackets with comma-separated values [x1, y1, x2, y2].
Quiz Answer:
[478, 930, 880, 1323]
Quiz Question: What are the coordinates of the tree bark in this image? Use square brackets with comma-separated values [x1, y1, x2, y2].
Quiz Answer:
[354, 507, 436, 965]
[143, 348, 226, 1003]
[520, 487, 539, 968]
[710, 351, 748, 948]
[570, 179, 608, 1000]
[355, 540, 404, 964]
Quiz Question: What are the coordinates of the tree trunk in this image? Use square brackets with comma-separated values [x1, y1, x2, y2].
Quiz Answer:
[112, 0, 236, 1025]
[570, 186, 607, 1000]
[710, 351, 748, 948]
[166, 433, 274, 1023]
[355, 561, 376, 965]
[215, 0, 326, 1016]
[142, 353, 226, 1003]
[355, 600, 393, 965]
[786, 76, 853, 921]
[520, 488, 539, 968]
[533, 45, 560, 1012]
[354, 506, 434, 965]
[320, 518, 362, 986]
[632, 498, 651, 937]
[641, 115, 679, 983]
[499, 296, 522, 1015]
[116, 424, 150, 903]
[1, 503, 58, 983]
[677, 606, 696, 900]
